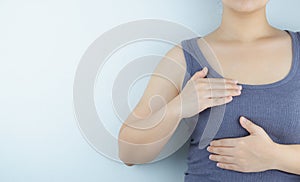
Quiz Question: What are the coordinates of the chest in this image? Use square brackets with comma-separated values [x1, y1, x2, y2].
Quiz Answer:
[197, 37, 293, 85]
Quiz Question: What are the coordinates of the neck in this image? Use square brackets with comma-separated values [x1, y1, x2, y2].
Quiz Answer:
[216, 6, 275, 42]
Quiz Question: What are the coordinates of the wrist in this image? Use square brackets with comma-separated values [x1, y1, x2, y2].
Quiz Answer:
[167, 95, 183, 120]
[270, 142, 284, 170]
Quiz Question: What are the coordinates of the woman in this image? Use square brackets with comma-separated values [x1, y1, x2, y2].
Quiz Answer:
[118, 0, 300, 181]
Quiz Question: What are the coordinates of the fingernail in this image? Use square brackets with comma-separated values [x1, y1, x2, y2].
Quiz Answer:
[239, 85, 242, 90]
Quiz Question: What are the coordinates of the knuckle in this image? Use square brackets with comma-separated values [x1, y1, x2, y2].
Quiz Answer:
[223, 164, 230, 170]
[233, 89, 240, 94]
[226, 96, 233, 102]
[231, 83, 240, 89]
[219, 156, 226, 162]
[214, 148, 220, 153]
[210, 155, 217, 160]
[210, 147, 216, 153]
[228, 83, 235, 89]
[257, 127, 264, 132]
[228, 164, 236, 170]
[225, 90, 231, 96]
[218, 140, 223, 145]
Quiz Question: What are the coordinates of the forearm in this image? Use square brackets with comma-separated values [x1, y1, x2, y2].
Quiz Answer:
[272, 143, 300, 175]
[119, 95, 182, 143]
[118, 96, 183, 164]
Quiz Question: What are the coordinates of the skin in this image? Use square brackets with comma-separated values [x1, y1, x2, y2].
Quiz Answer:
[118, 0, 300, 175]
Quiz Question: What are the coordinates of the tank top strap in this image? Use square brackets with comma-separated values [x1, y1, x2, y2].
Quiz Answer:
[294, 31, 300, 67]
[296, 31, 300, 40]
[180, 38, 205, 90]
[289, 30, 300, 79]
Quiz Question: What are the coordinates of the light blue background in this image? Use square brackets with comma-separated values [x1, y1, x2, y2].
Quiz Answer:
[0, 0, 299, 182]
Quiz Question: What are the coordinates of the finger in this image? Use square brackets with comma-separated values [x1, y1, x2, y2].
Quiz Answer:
[203, 89, 241, 98]
[206, 96, 233, 107]
[199, 82, 242, 90]
[209, 154, 235, 164]
[199, 78, 238, 84]
[210, 138, 241, 147]
[216, 162, 240, 172]
[239, 116, 264, 135]
[207, 146, 235, 156]
[191, 67, 208, 80]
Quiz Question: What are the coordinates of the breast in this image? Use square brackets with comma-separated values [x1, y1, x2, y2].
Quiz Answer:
[190, 81, 300, 146]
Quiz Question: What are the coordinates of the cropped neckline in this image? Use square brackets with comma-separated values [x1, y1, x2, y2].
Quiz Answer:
[191, 30, 299, 89]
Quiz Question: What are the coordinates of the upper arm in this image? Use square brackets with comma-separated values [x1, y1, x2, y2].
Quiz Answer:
[123, 43, 187, 124]
[119, 44, 187, 166]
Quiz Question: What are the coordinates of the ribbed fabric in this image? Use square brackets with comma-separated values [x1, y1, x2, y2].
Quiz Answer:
[181, 30, 300, 182]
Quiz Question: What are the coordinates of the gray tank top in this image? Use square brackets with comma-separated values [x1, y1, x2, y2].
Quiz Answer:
[181, 30, 300, 182]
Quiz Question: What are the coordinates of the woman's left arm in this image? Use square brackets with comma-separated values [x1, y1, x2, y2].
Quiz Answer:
[207, 116, 300, 175]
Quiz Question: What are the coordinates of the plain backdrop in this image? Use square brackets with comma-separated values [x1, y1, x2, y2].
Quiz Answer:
[0, 0, 300, 182]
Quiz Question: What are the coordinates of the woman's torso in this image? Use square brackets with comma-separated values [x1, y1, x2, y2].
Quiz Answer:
[180, 30, 300, 182]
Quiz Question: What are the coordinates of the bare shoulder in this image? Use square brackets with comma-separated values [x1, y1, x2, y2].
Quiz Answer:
[163, 43, 186, 68]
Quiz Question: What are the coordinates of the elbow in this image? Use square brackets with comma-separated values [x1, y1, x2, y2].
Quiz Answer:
[118, 137, 156, 165]
[118, 150, 156, 166]
[119, 152, 135, 166]
[118, 131, 157, 165]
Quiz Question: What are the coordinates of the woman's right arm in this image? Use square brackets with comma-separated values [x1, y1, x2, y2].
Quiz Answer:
[118, 44, 242, 166]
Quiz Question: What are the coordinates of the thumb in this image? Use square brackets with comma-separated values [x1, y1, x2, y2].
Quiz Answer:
[191, 67, 208, 80]
[239, 116, 263, 135]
